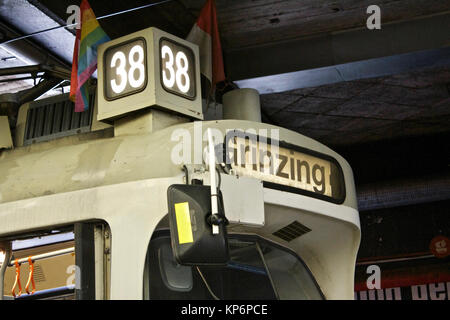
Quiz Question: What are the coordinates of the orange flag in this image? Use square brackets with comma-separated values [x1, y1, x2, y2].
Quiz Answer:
[186, 0, 225, 90]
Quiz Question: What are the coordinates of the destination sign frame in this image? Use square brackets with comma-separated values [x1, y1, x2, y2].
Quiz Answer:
[224, 131, 346, 204]
[103, 37, 148, 101]
[159, 37, 197, 100]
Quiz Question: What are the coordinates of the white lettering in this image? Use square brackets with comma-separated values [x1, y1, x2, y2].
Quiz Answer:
[171, 128, 191, 165]
[366, 5, 381, 30]
[429, 282, 446, 300]
[66, 264, 81, 289]
[66, 5, 80, 30]
[366, 265, 381, 289]
[181, 304, 215, 318]
[411, 284, 428, 300]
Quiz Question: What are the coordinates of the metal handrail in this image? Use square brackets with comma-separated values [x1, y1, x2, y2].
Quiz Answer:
[6, 247, 74, 267]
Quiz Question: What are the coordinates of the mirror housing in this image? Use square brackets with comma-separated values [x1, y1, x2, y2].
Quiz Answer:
[167, 184, 229, 266]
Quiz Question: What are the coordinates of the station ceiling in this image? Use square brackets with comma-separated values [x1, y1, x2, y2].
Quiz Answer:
[263, 65, 450, 146]
[0, 0, 449, 148]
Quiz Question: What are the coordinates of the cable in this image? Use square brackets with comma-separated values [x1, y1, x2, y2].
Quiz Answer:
[95, 0, 173, 21]
[196, 267, 220, 300]
[1, 0, 174, 45]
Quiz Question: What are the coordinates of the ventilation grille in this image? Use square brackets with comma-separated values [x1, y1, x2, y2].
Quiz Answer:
[23, 93, 94, 146]
[273, 221, 312, 242]
[33, 264, 46, 282]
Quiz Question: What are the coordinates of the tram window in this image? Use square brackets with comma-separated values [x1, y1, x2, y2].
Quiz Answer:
[1, 230, 76, 300]
[144, 233, 323, 300]
[1, 222, 110, 300]
[158, 242, 193, 292]
[260, 243, 323, 300]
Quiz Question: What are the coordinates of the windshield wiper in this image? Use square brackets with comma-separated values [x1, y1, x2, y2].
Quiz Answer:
[256, 242, 280, 300]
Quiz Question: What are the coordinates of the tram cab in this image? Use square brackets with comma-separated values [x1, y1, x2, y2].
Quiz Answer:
[0, 27, 360, 300]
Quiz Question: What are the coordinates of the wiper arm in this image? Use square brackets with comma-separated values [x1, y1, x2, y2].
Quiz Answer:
[256, 242, 280, 300]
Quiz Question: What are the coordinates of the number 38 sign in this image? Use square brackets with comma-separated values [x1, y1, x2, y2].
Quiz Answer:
[104, 38, 147, 100]
[97, 27, 202, 121]
[160, 39, 196, 98]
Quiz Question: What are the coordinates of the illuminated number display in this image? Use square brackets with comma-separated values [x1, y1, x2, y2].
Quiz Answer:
[104, 38, 147, 100]
[160, 38, 196, 99]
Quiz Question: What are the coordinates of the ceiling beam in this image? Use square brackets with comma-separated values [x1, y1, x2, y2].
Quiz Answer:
[235, 47, 450, 94]
[0, 0, 75, 65]
[228, 12, 450, 93]
[0, 21, 69, 68]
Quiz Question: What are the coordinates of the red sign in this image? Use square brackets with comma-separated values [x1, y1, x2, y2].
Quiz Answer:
[430, 236, 450, 258]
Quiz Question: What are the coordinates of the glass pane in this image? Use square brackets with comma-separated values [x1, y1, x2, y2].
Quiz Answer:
[145, 235, 322, 300]
[260, 242, 323, 300]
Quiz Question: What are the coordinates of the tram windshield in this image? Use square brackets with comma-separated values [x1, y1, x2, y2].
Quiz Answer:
[144, 234, 323, 300]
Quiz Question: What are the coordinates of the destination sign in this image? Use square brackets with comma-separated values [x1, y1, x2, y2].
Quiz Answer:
[226, 135, 345, 203]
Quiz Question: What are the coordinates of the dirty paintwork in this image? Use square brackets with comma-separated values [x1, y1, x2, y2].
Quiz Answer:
[0, 117, 360, 300]
[0, 119, 357, 209]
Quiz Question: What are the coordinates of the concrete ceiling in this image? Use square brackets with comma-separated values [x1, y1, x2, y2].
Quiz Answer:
[262, 65, 450, 147]
[32, 0, 450, 51]
[1, 0, 449, 148]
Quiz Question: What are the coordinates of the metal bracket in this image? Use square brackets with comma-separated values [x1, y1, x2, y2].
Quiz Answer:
[183, 164, 207, 185]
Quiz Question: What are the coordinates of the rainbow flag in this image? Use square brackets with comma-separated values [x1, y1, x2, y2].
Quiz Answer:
[71, 0, 110, 112]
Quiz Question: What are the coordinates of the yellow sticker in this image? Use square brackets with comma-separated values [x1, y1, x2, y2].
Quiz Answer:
[174, 202, 194, 244]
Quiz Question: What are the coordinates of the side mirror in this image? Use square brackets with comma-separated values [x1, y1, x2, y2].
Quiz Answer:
[167, 184, 229, 266]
